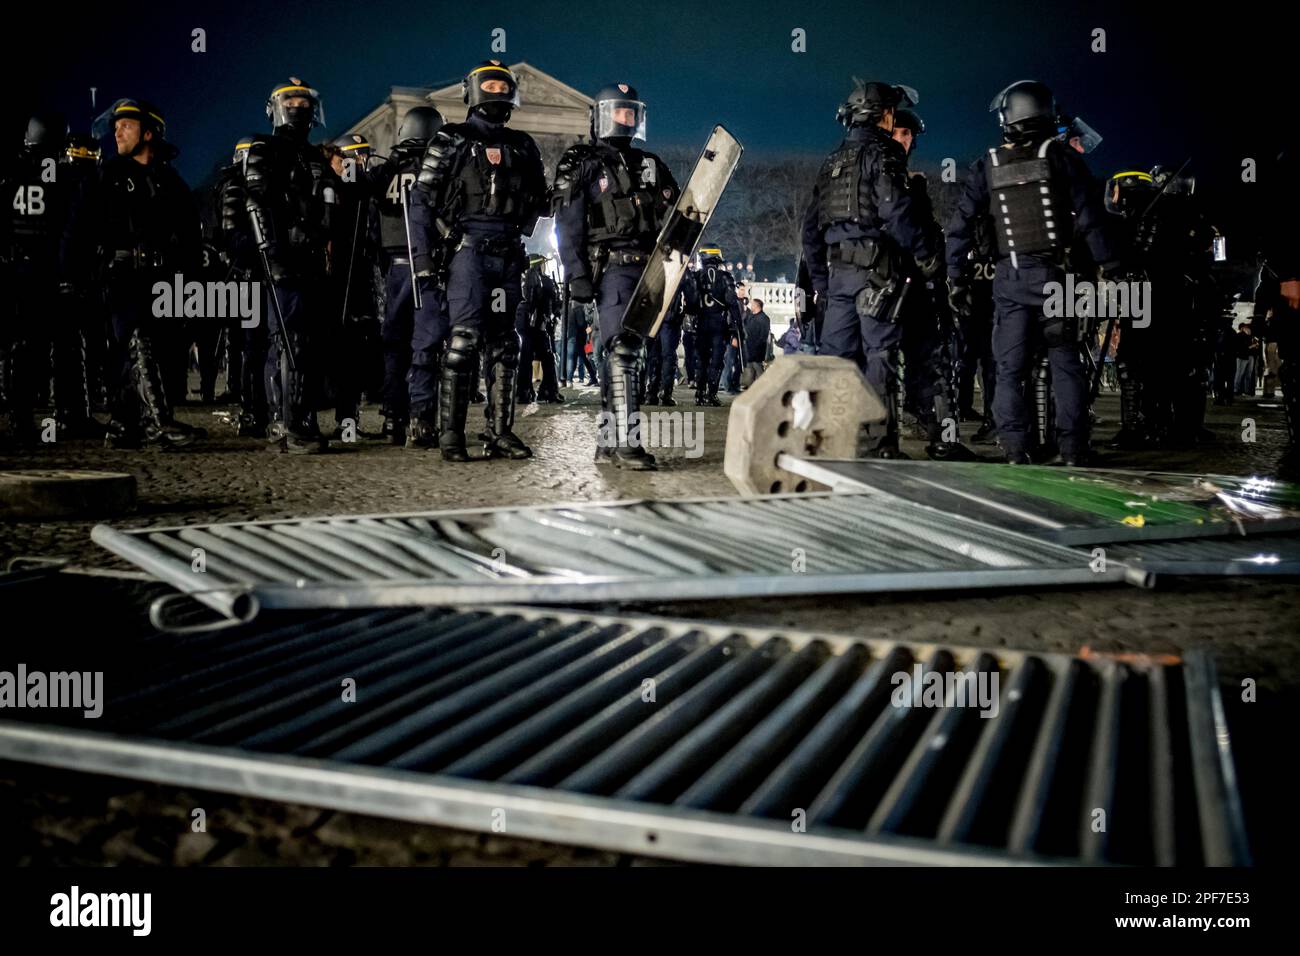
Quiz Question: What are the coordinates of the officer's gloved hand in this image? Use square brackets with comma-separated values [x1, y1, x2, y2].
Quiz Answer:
[948, 281, 973, 320]
[265, 255, 289, 285]
[412, 252, 435, 278]
[568, 275, 595, 303]
[918, 253, 945, 281]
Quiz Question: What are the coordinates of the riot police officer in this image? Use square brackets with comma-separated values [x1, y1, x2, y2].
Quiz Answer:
[1102, 170, 1160, 448]
[801, 80, 944, 457]
[553, 81, 680, 468]
[370, 105, 445, 446]
[218, 135, 266, 436]
[1104, 166, 1217, 448]
[890, 108, 976, 460]
[244, 77, 337, 454]
[0, 113, 101, 445]
[946, 80, 1120, 465]
[326, 132, 380, 440]
[77, 98, 204, 449]
[516, 254, 561, 403]
[690, 247, 741, 407]
[409, 60, 547, 462]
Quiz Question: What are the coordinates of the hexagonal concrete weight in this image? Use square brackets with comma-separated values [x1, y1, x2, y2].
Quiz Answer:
[724, 356, 886, 496]
[0, 470, 136, 520]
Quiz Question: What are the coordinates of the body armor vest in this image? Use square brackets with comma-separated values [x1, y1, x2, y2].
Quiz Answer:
[816, 140, 878, 231]
[586, 148, 663, 248]
[697, 264, 733, 312]
[377, 148, 422, 251]
[6, 152, 64, 252]
[99, 158, 187, 263]
[246, 136, 332, 251]
[452, 140, 531, 225]
[985, 140, 1071, 259]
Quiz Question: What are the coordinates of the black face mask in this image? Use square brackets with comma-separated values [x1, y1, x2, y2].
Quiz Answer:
[475, 102, 512, 124]
[283, 106, 314, 134]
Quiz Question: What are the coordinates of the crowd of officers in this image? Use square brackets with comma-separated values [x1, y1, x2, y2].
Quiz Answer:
[3, 65, 1297, 469]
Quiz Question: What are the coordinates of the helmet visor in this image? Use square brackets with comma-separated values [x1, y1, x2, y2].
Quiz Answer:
[1060, 116, 1102, 154]
[894, 84, 919, 109]
[1103, 171, 1154, 216]
[595, 99, 647, 141]
[269, 83, 324, 129]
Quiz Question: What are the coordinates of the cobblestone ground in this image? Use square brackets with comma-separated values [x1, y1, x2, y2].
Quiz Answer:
[1, 377, 1296, 865]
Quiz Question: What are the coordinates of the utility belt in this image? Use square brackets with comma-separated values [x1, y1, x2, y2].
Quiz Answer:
[606, 250, 649, 266]
[999, 248, 1067, 271]
[830, 238, 911, 324]
[455, 233, 522, 257]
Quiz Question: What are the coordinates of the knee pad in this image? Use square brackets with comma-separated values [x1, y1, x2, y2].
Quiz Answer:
[610, 332, 643, 363]
[445, 326, 481, 371]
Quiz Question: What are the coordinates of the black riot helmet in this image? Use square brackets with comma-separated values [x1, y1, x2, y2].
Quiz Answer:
[892, 107, 925, 154]
[232, 135, 256, 165]
[24, 112, 67, 154]
[266, 78, 324, 136]
[462, 60, 520, 123]
[698, 246, 724, 264]
[1103, 170, 1156, 217]
[92, 98, 172, 157]
[989, 80, 1059, 141]
[334, 132, 372, 163]
[836, 79, 919, 128]
[397, 106, 445, 146]
[591, 82, 647, 144]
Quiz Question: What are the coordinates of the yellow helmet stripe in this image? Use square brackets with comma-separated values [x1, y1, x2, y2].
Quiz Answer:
[340, 142, 370, 151]
[467, 64, 514, 79]
[112, 104, 165, 126]
[1110, 171, 1153, 182]
[272, 85, 315, 97]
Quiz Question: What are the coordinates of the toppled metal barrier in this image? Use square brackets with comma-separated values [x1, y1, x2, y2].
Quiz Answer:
[91, 492, 1142, 623]
[0, 594, 1249, 866]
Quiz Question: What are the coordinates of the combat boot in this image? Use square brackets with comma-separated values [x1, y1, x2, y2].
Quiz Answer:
[482, 347, 532, 460]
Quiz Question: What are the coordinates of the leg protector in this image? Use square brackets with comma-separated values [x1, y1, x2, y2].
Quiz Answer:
[602, 332, 656, 470]
[439, 326, 479, 461]
[483, 334, 532, 459]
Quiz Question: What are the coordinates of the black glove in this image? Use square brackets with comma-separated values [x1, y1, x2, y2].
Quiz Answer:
[948, 281, 973, 320]
[412, 252, 435, 278]
[568, 275, 595, 303]
[918, 253, 945, 281]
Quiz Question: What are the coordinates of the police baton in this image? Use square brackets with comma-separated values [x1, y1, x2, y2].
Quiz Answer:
[246, 203, 296, 375]
[560, 281, 571, 386]
[399, 178, 422, 311]
[339, 191, 363, 325]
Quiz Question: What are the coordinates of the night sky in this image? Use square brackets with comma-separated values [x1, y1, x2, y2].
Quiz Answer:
[17, 0, 1293, 229]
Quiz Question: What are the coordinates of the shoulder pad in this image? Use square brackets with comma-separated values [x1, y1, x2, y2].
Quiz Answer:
[416, 129, 466, 191]
[553, 144, 599, 205]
